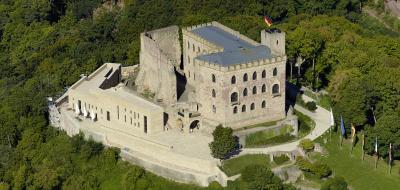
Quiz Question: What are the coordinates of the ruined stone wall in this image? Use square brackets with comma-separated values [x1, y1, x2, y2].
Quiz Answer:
[135, 26, 180, 105]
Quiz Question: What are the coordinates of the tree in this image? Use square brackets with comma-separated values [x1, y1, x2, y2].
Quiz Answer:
[241, 164, 285, 190]
[299, 139, 315, 152]
[365, 113, 400, 158]
[321, 176, 348, 190]
[122, 167, 145, 190]
[209, 125, 238, 160]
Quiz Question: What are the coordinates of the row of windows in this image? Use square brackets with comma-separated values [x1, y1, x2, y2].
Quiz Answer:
[233, 101, 267, 114]
[212, 84, 269, 98]
[74, 98, 145, 127]
[187, 41, 201, 53]
[211, 68, 278, 84]
[230, 84, 280, 102]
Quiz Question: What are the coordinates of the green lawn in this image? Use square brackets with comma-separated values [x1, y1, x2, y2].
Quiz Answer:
[295, 110, 315, 138]
[314, 134, 400, 190]
[221, 154, 270, 177]
[245, 133, 296, 148]
[233, 120, 279, 132]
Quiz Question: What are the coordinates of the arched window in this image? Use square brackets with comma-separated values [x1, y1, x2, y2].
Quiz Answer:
[213, 105, 216, 113]
[261, 101, 266, 108]
[262, 70, 266, 78]
[243, 73, 248, 82]
[212, 89, 216, 98]
[231, 76, 236, 84]
[250, 103, 255, 110]
[188, 56, 190, 63]
[242, 105, 246, 112]
[198, 47, 200, 52]
[252, 71, 257, 80]
[262, 84, 266, 93]
[212, 74, 216, 83]
[193, 44, 195, 52]
[187, 41, 190, 48]
[272, 84, 280, 94]
[253, 86, 257, 95]
[233, 106, 238, 114]
[273, 68, 278, 77]
[231, 92, 238, 103]
[243, 88, 248, 97]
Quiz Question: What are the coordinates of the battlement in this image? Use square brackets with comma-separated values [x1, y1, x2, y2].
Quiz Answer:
[182, 27, 223, 51]
[184, 21, 259, 48]
[196, 55, 287, 72]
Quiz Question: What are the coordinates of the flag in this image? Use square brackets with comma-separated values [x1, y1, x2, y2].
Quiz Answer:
[375, 137, 378, 155]
[340, 116, 346, 136]
[351, 123, 356, 143]
[330, 108, 335, 126]
[264, 16, 273, 27]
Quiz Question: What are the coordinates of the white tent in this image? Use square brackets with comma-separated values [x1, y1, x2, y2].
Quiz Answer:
[75, 104, 80, 115]
[83, 106, 88, 117]
[90, 110, 96, 121]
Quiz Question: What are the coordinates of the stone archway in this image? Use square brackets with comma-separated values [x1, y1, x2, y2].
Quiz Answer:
[189, 120, 200, 130]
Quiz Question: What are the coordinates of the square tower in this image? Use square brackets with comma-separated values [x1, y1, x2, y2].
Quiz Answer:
[261, 29, 286, 56]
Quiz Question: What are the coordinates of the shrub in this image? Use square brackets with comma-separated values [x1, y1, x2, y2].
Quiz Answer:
[274, 154, 290, 165]
[305, 101, 317, 111]
[209, 125, 238, 159]
[321, 176, 348, 190]
[241, 164, 284, 190]
[299, 139, 315, 152]
[296, 156, 332, 178]
[0, 183, 10, 190]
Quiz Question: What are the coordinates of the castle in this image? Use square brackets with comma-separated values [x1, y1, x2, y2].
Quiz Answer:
[134, 21, 287, 133]
[51, 21, 290, 186]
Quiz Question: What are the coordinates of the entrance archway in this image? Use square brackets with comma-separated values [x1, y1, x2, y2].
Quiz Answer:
[189, 120, 200, 130]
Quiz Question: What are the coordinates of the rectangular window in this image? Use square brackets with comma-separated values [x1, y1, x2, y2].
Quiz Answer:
[144, 116, 147, 134]
[130, 117, 132, 125]
[107, 111, 110, 121]
[117, 106, 119, 120]
[124, 115, 126, 123]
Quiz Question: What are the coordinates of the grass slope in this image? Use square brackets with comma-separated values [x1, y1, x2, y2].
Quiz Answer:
[221, 154, 270, 177]
[314, 134, 400, 190]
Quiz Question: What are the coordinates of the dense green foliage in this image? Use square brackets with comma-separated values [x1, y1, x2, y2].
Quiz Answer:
[209, 125, 238, 159]
[0, 0, 399, 189]
[241, 164, 295, 190]
[296, 156, 332, 178]
[273, 154, 290, 165]
[295, 110, 315, 137]
[299, 139, 315, 152]
[321, 176, 348, 190]
[305, 101, 317, 112]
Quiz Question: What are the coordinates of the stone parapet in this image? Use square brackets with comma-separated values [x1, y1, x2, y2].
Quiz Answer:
[196, 55, 287, 72]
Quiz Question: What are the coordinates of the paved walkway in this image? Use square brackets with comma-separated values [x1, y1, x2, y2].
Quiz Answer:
[240, 102, 331, 155]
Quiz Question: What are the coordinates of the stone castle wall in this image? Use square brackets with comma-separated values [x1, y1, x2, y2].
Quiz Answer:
[135, 26, 180, 105]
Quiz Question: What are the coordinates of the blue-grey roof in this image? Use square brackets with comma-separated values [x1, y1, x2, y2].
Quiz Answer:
[196, 46, 272, 66]
[191, 26, 272, 66]
[191, 26, 254, 51]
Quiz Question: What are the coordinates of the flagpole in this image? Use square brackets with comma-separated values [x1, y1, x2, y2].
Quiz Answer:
[361, 132, 365, 162]
[388, 143, 392, 174]
[375, 136, 378, 170]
